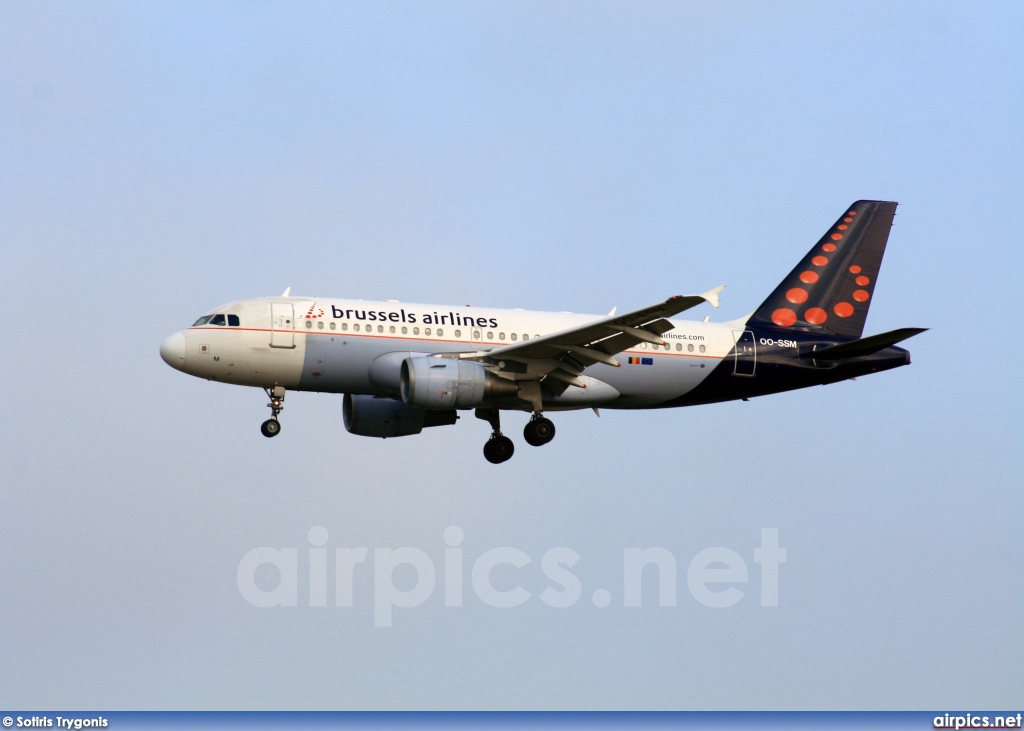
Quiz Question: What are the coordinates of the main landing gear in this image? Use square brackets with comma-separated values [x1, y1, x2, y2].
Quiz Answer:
[483, 434, 515, 464]
[476, 409, 556, 463]
[523, 413, 556, 447]
[477, 408, 514, 464]
[261, 386, 285, 438]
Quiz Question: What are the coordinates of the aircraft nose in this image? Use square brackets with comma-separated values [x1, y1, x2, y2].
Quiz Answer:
[160, 332, 186, 371]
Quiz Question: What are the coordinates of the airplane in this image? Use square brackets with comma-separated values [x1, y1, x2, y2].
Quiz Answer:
[160, 200, 925, 463]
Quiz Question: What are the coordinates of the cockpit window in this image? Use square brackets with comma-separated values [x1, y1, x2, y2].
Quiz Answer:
[192, 315, 212, 326]
[209, 314, 226, 326]
[228, 314, 240, 326]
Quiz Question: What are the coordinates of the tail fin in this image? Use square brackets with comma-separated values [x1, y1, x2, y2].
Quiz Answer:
[747, 200, 897, 339]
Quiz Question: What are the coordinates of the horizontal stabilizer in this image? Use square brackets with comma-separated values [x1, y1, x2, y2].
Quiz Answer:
[800, 328, 928, 361]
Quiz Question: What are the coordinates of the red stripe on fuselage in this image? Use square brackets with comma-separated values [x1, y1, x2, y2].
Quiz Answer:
[187, 327, 722, 359]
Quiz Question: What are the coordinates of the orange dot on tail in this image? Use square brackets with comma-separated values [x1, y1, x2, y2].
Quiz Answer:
[812, 256, 828, 266]
[830, 233, 843, 241]
[800, 271, 819, 283]
[849, 265, 862, 274]
[853, 289, 870, 302]
[823, 243, 836, 252]
[805, 307, 828, 325]
[838, 224, 848, 230]
[843, 217, 853, 223]
[786, 288, 808, 304]
[856, 275, 870, 286]
[834, 302, 854, 318]
[848, 211, 856, 215]
[772, 308, 797, 327]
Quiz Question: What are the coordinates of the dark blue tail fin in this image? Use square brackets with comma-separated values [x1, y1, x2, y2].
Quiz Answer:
[747, 200, 897, 339]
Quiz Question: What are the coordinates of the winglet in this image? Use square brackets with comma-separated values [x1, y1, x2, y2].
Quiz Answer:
[281, 287, 291, 297]
[701, 285, 726, 309]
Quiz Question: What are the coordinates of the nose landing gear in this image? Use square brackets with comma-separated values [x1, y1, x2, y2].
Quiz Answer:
[523, 413, 556, 447]
[260, 419, 281, 437]
[261, 386, 285, 438]
[476, 408, 514, 464]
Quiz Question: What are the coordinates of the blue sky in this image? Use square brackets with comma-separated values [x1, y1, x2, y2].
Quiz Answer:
[1, 0, 1021, 710]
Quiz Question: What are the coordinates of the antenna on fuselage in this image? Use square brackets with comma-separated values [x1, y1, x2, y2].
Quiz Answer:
[281, 287, 291, 297]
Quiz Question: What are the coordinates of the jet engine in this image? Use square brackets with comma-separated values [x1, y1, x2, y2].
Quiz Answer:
[401, 357, 518, 410]
[343, 393, 456, 438]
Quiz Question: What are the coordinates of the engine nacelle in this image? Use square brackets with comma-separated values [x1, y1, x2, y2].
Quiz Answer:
[343, 393, 456, 438]
[369, 351, 431, 394]
[400, 357, 518, 410]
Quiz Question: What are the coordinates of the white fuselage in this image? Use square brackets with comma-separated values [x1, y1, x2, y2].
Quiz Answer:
[162, 296, 739, 410]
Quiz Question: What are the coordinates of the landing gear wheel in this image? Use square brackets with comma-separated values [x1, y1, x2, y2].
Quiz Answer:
[261, 386, 286, 437]
[483, 435, 515, 464]
[261, 419, 281, 438]
[524, 416, 555, 447]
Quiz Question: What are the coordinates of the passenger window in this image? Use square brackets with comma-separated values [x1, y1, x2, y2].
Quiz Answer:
[473, 330, 480, 339]
[342, 323, 349, 331]
[487, 332, 493, 340]
[389, 325, 396, 334]
[353, 324, 360, 332]
[402, 326, 408, 335]
[534, 335, 540, 340]
[699, 344, 706, 353]
[192, 316, 212, 327]
[305, 320, 312, 329]
[317, 321, 324, 329]
[454, 330, 461, 338]
[511, 333, 517, 342]
[688, 344, 694, 352]
[329, 322, 336, 330]
[413, 327, 420, 335]
[209, 314, 226, 326]
[675, 343, 681, 351]
[436, 328, 443, 337]
[499, 332, 505, 340]
[523, 334, 529, 341]
[425, 328, 432, 336]
[378, 325, 384, 333]
[228, 314, 240, 326]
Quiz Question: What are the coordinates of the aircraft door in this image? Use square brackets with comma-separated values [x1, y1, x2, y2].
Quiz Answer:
[732, 330, 756, 376]
[270, 303, 295, 348]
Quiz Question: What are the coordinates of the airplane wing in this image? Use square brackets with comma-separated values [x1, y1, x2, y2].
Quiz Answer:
[459, 286, 725, 394]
